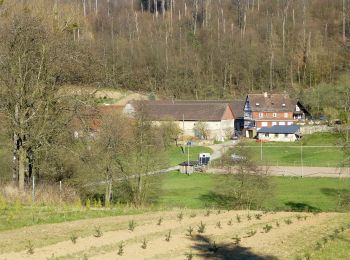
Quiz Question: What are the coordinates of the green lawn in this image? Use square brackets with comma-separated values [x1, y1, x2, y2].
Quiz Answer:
[242, 132, 344, 167]
[158, 172, 350, 212]
[165, 145, 213, 166]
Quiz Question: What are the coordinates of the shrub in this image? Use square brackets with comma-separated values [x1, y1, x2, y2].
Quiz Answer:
[276, 221, 280, 227]
[232, 235, 241, 245]
[227, 219, 233, 226]
[157, 217, 163, 226]
[236, 215, 241, 223]
[118, 241, 124, 256]
[246, 230, 257, 237]
[185, 250, 194, 260]
[94, 226, 103, 237]
[26, 240, 34, 255]
[165, 230, 171, 242]
[197, 221, 206, 233]
[85, 198, 91, 210]
[263, 224, 272, 233]
[128, 220, 136, 231]
[216, 221, 222, 229]
[187, 226, 194, 237]
[177, 212, 184, 222]
[208, 241, 219, 253]
[254, 214, 262, 220]
[284, 219, 292, 225]
[141, 238, 148, 249]
[217, 210, 221, 215]
[247, 214, 252, 221]
[315, 242, 322, 250]
[190, 213, 197, 218]
[295, 215, 303, 221]
[205, 210, 211, 217]
[70, 233, 78, 244]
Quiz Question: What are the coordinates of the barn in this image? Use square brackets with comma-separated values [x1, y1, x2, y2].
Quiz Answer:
[123, 100, 244, 141]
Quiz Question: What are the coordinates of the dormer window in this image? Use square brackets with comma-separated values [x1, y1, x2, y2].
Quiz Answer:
[282, 103, 286, 107]
[256, 103, 260, 106]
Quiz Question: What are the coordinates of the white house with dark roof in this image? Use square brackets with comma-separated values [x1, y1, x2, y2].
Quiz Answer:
[124, 100, 245, 141]
[257, 125, 301, 142]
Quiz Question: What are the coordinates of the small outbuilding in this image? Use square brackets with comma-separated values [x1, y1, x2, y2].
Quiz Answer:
[257, 125, 301, 142]
[179, 161, 197, 174]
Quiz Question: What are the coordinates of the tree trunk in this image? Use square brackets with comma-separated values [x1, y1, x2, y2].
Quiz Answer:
[12, 133, 18, 185]
[343, 0, 346, 43]
[18, 146, 26, 191]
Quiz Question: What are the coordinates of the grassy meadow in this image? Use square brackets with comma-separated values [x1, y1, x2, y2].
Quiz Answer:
[158, 172, 350, 212]
[241, 132, 344, 167]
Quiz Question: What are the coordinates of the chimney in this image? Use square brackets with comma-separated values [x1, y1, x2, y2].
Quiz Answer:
[263, 92, 268, 98]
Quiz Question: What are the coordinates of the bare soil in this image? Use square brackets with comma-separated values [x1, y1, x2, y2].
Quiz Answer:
[0, 210, 348, 260]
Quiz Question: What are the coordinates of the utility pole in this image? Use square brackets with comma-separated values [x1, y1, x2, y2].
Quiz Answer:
[301, 142, 304, 177]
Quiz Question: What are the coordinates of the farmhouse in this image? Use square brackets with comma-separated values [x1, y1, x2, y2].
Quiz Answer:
[257, 125, 301, 142]
[243, 92, 310, 138]
[124, 100, 245, 141]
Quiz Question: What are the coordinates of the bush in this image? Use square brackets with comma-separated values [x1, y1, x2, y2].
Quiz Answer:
[118, 241, 125, 256]
[25, 240, 34, 255]
[187, 226, 194, 237]
[94, 226, 103, 237]
[232, 235, 241, 245]
[197, 221, 206, 233]
[165, 230, 171, 242]
[263, 224, 272, 233]
[157, 217, 163, 226]
[177, 212, 184, 222]
[141, 238, 148, 249]
[70, 233, 78, 244]
[128, 220, 136, 231]
[246, 230, 256, 237]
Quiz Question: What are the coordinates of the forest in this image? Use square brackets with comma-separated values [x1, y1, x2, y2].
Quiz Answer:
[0, 0, 349, 113]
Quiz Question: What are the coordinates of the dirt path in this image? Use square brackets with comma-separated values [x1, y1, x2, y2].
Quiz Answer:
[0, 210, 347, 260]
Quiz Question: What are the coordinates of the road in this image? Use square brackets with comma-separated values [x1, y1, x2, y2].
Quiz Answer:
[207, 165, 350, 178]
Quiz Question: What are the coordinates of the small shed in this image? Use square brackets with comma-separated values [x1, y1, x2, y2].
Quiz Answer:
[179, 161, 197, 174]
[257, 125, 301, 142]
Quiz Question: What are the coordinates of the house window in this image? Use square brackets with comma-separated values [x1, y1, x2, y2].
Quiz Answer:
[284, 113, 288, 118]
[273, 113, 277, 117]
[274, 134, 278, 138]
[272, 122, 277, 126]
[261, 122, 268, 127]
[284, 134, 289, 138]
[282, 103, 286, 107]
[296, 105, 300, 112]
[259, 112, 263, 118]
[256, 103, 260, 106]
[265, 133, 269, 137]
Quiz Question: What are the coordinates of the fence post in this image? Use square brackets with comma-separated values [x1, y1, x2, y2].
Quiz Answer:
[59, 181, 62, 201]
[32, 175, 35, 203]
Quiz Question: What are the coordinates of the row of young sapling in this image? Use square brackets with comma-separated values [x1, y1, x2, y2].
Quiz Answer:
[296, 224, 350, 260]
[23, 210, 310, 257]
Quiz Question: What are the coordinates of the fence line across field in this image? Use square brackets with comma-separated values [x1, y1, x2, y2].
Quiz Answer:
[244, 145, 343, 148]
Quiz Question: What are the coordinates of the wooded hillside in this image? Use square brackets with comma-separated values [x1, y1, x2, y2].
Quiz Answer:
[1, 0, 350, 112]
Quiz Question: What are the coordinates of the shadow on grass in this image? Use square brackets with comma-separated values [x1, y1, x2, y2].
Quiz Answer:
[321, 188, 350, 197]
[199, 191, 234, 208]
[284, 201, 321, 212]
[191, 234, 277, 260]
